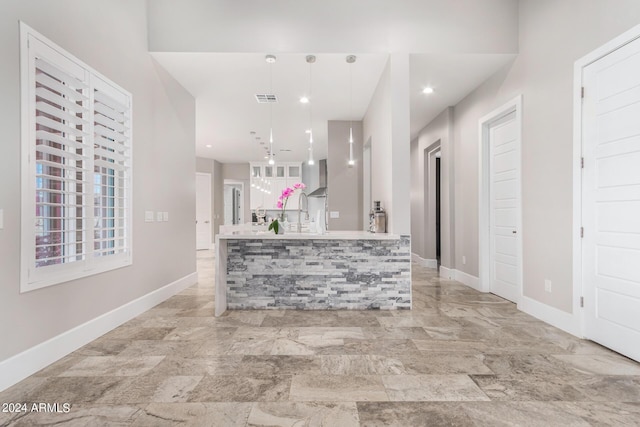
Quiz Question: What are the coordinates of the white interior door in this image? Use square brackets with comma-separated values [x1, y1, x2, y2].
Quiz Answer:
[196, 173, 211, 250]
[489, 111, 521, 303]
[582, 36, 640, 361]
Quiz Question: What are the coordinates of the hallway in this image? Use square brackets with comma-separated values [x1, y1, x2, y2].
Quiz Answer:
[1, 252, 639, 425]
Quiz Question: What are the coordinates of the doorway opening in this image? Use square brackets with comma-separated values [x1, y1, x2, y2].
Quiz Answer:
[195, 172, 212, 250]
[223, 180, 244, 225]
[423, 143, 441, 269]
[435, 153, 441, 267]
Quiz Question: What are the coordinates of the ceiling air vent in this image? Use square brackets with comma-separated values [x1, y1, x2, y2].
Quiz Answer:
[255, 94, 278, 103]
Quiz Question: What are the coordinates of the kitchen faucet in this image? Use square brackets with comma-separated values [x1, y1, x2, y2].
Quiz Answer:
[297, 192, 309, 233]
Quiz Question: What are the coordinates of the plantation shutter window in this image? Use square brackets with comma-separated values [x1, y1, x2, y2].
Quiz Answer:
[21, 23, 133, 292]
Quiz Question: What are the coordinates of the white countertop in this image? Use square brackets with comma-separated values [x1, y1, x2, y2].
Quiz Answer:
[216, 230, 402, 240]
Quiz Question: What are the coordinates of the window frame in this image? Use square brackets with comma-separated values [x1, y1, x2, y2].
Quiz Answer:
[20, 22, 133, 292]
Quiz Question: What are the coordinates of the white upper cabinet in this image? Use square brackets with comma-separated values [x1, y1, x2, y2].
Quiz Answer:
[249, 162, 304, 211]
[288, 165, 301, 179]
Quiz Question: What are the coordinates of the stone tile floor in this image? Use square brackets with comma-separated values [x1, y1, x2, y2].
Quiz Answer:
[1, 250, 640, 426]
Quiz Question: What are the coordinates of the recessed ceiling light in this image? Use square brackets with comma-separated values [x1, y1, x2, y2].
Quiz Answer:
[265, 54, 276, 64]
[205, 144, 212, 148]
[300, 96, 309, 104]
[422, 87, 434, 94]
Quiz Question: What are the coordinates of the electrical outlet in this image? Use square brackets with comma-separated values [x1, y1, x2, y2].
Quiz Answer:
[330, 211, 340, 219]
[462, 255, 466, 265]
[145, 211, 155, 222]
[545, 279, 552, 293]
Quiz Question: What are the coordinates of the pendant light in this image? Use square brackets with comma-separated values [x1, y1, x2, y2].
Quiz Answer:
[347, 55, 356, 167]
[306, 55, 316, 166]
[266, 54, 276, 165]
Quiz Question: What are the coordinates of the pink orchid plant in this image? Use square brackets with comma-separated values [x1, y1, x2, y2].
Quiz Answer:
[269, 182, 306, 234]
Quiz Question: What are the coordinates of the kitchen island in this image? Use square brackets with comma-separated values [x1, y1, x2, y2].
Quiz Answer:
[214, 231, 411, 316]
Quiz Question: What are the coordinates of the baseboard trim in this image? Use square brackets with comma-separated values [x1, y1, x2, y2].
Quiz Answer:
[453, 269, 481, 292]
[0, 271, 198, 392]
[438, 267, 581, 338]
[411, 253, 438, 269]
[518, 295, 582, 337]
[439, 265, 454, 279]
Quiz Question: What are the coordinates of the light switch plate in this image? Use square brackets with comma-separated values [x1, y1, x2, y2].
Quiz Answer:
[157, 212, 163, 222]
[163, 212, 169, 222]
[145, 211, 155, 222]
[330, 211, 340, 219]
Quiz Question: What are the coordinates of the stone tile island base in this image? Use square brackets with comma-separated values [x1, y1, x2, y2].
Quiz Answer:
[215, 232, 411, 315]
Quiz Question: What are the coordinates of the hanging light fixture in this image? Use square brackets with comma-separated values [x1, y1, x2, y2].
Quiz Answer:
[346, 55, 356, 167]
[266, 54, 277, 165]
[306, 55, 316, 166]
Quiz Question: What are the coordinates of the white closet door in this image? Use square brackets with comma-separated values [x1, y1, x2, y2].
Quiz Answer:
[583, 35, 640, 361]
[489, 111, 520, 303]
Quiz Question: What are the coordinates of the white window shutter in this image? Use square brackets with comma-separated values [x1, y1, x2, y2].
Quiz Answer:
[21, 23, 133, 291]
[31, 46, 91, 283]
[92, 77, 132, 262]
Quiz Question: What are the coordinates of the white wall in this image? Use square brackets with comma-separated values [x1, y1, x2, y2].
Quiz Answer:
[363, 55, 411, 235]
[424, 0, 640, 314]
[0, 0, 196, 364]
[389, 54, 411, 235]
[363, 60, 393, 227]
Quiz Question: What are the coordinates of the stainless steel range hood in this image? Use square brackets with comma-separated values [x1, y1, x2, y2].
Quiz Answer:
[307, 159, 327, 197]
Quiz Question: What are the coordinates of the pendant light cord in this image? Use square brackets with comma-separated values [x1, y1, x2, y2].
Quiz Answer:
[348, 56, 355, 144]
[306, 55, 315, 165]
[347, 55, 356, 166]
[270, 61, 273, 143]
[269, 57, 274, 163]
[309, 60, 313, 139]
